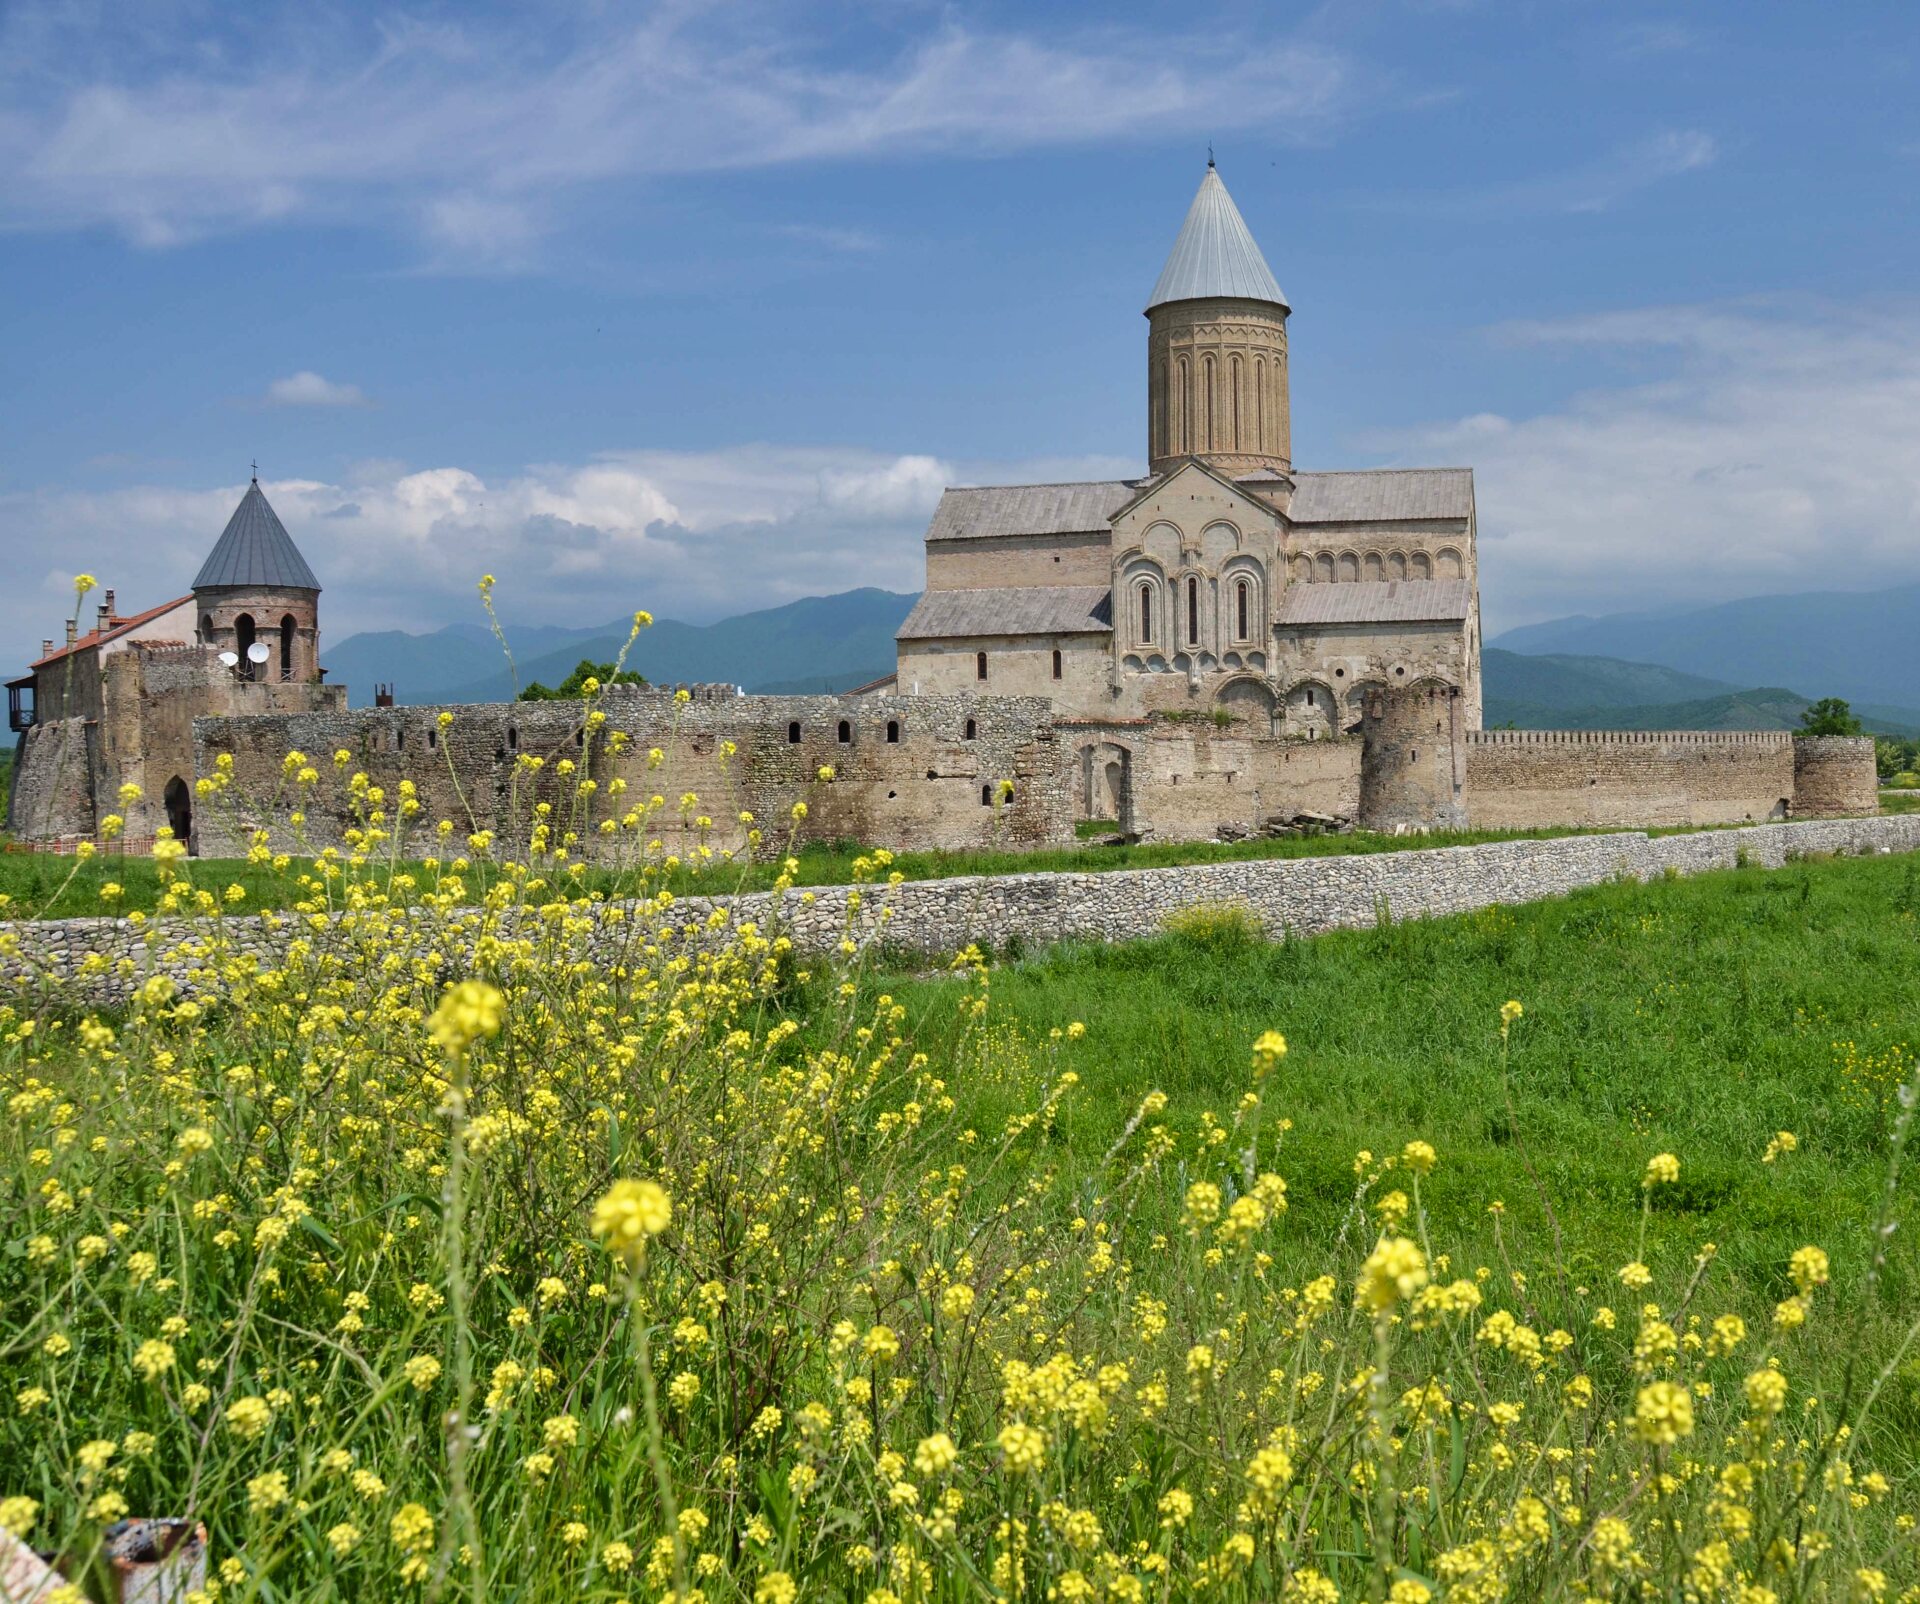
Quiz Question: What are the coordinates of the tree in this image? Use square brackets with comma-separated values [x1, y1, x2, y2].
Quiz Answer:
[517, 659, 645, 702]
[1797, 697, 1863, 738]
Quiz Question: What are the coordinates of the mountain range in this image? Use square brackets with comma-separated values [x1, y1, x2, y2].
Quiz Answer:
[324, 584, 1920, 736]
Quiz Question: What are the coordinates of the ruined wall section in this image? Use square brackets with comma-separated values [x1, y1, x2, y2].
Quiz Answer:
[1791, 737, 1879, 817]
[5, 718, 97, 843]
[192, 689, 1073, 860]
[1464, 730, 1796, 829]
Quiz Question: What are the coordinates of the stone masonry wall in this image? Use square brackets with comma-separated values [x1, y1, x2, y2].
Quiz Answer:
[1791, 736, 1879, 817]
[1464, 730, 1797, 829]
[4, 718, 97, 842]
[189, 688, 1073, 860]
[7, 812, 1918, 1004]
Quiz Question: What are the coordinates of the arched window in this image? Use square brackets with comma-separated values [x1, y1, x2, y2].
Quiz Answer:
[837, 719, 851, 743]
[975, 651, 988, 681]
[1229, 355, 1243, 450]
[1235, 579, 1252, 640]
[507, 726, 518, 750]
[1186, 576, 1200, 646]
[964, 717, 977, 741]
[200, 614, 214, 644]
[1174, 356, 1189, 453]
[981, 784, 992, 807]
[1315, 553, 1335, 584]
[1201, 355, 1215, 451]
[234, 613, 257, 679]
[787, 721, 801, 743]
[1137, 583, 1154, 645]
[428, 727, 438, 751]
[279, 614, 296, 681]
[886, 719, 900, 743]
[1411, 551, 1433, 579]
[1051, 648, 1062, 681]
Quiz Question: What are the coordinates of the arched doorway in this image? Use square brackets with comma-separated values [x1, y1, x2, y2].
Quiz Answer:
[163, 775, 192, 851]
[279, 614, 297, 682]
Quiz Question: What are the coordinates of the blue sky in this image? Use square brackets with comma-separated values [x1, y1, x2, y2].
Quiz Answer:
[4, 0, 1920, 669]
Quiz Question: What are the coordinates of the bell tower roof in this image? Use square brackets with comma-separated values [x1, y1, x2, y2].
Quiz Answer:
[1146, 161, 1288, 315]
[193, 479, 321, 592]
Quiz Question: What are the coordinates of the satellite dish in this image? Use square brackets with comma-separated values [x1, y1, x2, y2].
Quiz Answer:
[246, 642, 271, 664]
[218, 651, 239, 668]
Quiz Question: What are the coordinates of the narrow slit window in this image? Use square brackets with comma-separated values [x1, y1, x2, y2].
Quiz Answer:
[965, 718, 977, 740]
[837, 719, 851, 743]
[1051, 649, 1062, 680]
[1187, 576, 1199, 646]
[1138, 585, 1153, 644]
[1236, 580, 1250, 640]
[975, 651, 988, 681]
[787, 721, 801, 743]
[885, 719, 900, 743]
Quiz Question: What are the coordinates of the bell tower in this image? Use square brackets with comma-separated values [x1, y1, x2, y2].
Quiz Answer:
[1146, 160, 1291, 477]
[191, 473, 324, 684]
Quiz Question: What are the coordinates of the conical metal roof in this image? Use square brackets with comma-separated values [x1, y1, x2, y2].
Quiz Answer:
[1146, 162, 1288, 314]
[193, 481, 321, 592]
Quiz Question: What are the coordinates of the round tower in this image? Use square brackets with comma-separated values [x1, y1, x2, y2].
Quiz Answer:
[1146, 161, 1291, 476]
[191, 477, 324, 683]
[1359, 683, 1466, 832]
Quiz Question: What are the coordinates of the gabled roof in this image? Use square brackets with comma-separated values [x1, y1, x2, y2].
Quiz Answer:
[193, 481, 321, 591]
[1290, 469, 1474, 524]
[924, 481, 1140, 543]
[1147, 163, 1288, 314]
[897, 586, 1113, 641]
[1276, 578, 1473, 626]
[29, 595, 194, 669]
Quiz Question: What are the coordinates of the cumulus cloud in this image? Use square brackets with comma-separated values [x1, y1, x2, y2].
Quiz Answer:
[0, 5, 1360, 262]
[1374, 299, 1920, 630]
[263, 371, 369, 408]
[0, 445, 1135, 665]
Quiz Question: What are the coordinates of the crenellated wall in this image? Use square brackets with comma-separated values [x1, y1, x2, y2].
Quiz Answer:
[1791, 737, 1879, 817]
[1463, 728, 1798, 829]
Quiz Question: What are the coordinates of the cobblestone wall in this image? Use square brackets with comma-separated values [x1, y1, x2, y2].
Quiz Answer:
[8, 813, 1918, 1004]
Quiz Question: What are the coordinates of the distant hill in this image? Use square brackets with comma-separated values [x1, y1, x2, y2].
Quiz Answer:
[327, 590, 916, 707]
[1484, 647, 1920, 736]
[1490, 583, 1920, 713]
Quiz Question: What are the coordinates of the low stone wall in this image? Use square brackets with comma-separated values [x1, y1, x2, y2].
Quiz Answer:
[6, 813, 1918, 1005]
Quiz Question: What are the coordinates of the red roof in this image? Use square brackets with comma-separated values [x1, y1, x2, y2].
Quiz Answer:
[29, 595, 194, 670]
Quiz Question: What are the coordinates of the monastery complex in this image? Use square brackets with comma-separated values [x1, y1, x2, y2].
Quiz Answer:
[5, 165, 1877, 859]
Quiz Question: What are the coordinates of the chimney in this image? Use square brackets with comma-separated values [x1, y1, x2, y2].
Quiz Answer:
[65, 618, 77, 646]
[97, 601, 110, 630]
[374, 683, 395, 708]
[41, 639, 54, 658]
[103, 588, 117, 620]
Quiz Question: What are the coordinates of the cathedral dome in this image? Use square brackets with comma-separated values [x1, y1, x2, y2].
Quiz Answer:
[1146, 161, 1288, 314]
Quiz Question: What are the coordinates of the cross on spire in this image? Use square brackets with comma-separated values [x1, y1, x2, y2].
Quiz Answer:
[250, 459, 259, 483]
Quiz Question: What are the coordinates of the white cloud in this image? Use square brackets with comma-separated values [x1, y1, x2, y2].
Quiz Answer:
[1374, 300, 1920, 630]
[263, 371, 369, 408]
[0, 446, 1135, 664]
[1373, 128, 1719, 217]
[0, 6, 1360, 263]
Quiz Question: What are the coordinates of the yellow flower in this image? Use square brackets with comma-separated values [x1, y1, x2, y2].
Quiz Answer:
[1632, 1379, 1694, 1445]
[74, 573, 97, 596]
[1789, 1245, 1830, 1295]
[914, 1433, 958, 1476]
[1617, 1261, 1653, 1290]
[0, 1497, 39, 1538]
[1358, 1236, 1428, 1311]
[390, 1502, 434, 1551]
[1744, 1367, 1789, 1417]
[998, 1421, 1048, 1474]
[862, 1324, 900, 1362]
[756, 1574, 798, 1604]
[247, 1470, 291, 1512]
[225, 1396, 273, 1440]
[1401, 1139, 1438, 1175]
[403, 1354, 442, 1392]
[1763, 1130, 1798, 1163]
[591, 1179, 672, 1268]
[327, 1523, 361, 1556]
[1499, 999, 1523, 1028]
[1251, 1030, 1287, 1075]
[133, 1338, 175, 1382]
[427, 980, 505, 1055]
[1643, 1152, 1680, 1187]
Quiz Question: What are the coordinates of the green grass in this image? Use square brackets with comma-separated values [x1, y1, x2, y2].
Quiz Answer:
[1882, 789, 1920, 814]
[0, 819, 1727, 920]
[861, 850, 1920, 1423]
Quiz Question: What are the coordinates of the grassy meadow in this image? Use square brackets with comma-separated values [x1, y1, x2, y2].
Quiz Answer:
[4, 823, 1920, 1600]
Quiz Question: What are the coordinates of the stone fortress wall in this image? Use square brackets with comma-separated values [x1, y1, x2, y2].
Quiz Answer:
[189, 686, 1073, 860]
[172, 680, 1879, 863]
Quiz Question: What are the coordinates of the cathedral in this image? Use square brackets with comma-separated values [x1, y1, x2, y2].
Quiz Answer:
[895, 160, 1482, 739]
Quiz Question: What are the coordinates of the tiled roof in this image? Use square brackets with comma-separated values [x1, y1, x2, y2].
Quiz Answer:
[897, 586, 1113, 641]
[1147, 164, 1288, 312]
[924, 481, 1140, 543]
[29, 596, 194, 669]
[1276, 578, 1473, 626]
[1289, 469, 1473, 524]
[193, 482, 321, 591]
